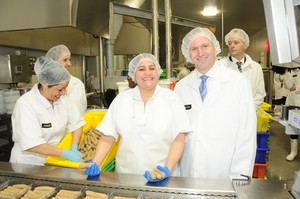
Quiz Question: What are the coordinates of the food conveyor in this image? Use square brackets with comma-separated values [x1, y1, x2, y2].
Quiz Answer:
[0, 162, 295, 198]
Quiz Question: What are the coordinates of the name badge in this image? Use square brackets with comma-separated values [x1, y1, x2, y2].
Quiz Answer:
[42, 123, 52, 128]
[185, 104, 192, 110]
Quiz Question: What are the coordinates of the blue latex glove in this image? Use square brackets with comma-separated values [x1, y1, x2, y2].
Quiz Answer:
[61, 149, 84, 162]
[85, 163, 101, 176]
[70, 144, 81, 157]
[144, 165, 170, 183]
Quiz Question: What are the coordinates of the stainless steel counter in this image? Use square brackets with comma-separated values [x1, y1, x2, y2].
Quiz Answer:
[0, 162, 296, 198]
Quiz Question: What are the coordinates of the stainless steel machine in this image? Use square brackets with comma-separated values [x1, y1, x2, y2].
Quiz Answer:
[0, 55, 31, 84]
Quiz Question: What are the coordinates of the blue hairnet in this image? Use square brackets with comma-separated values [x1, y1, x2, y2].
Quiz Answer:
[225, 28, 250, 48]
[128, 53, 163, 81]
[45, 44, 71, 62]
[34, 56, 71, 86]
[181, 27, 221, 63]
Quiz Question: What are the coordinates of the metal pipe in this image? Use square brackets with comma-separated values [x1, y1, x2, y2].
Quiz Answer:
[81, 55, 86, 87]
[99, 37, 105, 93]
[221, 0, 224, 57]
[107, 2, 115, 76]
[152, 0, 159, 59]
[165, 0, 172, 79]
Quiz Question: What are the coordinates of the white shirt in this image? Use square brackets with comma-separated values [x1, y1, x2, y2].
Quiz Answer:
[10, 84, 85, 165]
[221, 54, 266, 110]
[174, 61, 257, 179]
[283, 68, 300, 91]
[67, 75, 87, 116]
[274, 73, 289, 99]
[97, 85, 191, 175]
[284, 68, 300, 106]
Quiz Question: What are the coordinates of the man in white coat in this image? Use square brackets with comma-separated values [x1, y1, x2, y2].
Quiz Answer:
[221, 28, 266, 110]
[174, 27, 257, 180]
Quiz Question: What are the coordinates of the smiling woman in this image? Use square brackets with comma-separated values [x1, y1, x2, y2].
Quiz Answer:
[129, 54, 162, 100]
[9, 56, 86, 166]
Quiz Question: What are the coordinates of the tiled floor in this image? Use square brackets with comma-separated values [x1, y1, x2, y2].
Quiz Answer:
[266, 120, 300, 180]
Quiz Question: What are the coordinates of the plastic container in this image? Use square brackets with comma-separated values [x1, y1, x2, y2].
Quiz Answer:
[116, 81, 129, 93]
[260, 102, 272, 112]
[255, 147, 270, 163]
[257, 131, 271, 148]
[122, 69, 129, 76]
[257, 108, 272, 132]
[46, 111, 120, 170]
[3, 89, 20, 114]
[252, 162, 268, 179]
[3, 89, 20, 103]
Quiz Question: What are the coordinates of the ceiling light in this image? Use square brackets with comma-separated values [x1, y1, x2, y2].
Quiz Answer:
[202, 6, 218, 16]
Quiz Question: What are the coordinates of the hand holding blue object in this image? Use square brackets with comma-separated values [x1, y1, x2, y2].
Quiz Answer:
[144, 165, 170, 182]
[85, 163, 101, 176]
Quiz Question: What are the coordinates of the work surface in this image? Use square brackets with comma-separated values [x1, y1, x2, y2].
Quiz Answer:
[0, 162, 296, 199]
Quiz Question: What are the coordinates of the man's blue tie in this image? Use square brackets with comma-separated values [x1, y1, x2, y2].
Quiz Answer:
[200, 75, 208, 102]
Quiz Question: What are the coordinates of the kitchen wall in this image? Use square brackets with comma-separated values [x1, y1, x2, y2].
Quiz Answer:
[0, 45, 85, 90]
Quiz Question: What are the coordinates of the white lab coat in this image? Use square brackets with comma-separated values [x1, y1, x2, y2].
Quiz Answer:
[274, 73, 289, 100]
[67, 75, 87, 116]
[220, 54, 266, 110]
[174, 61, 257, 179]
[10, 84, 85, 165]
[283, 68, 300, 91]
[98, 85, 192, 175]
[284, 68, 300, 106]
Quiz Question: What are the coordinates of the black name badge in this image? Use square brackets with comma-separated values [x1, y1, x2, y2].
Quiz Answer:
[185, 104, 192, 110]
[42, 123, 52, 128]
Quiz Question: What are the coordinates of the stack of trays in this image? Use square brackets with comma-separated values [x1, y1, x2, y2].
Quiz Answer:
[253, 106, 272, 179]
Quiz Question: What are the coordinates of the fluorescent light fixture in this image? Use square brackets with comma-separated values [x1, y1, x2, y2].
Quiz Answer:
[202, 6, 218, 16]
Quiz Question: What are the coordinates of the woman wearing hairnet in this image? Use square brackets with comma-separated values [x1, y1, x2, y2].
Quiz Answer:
[9, 57, 85, 166]
[85, 53, 191, 182]
[221, 28, 266, 110]
[174, 27, 257, 180]
[46, 44, 87, 116]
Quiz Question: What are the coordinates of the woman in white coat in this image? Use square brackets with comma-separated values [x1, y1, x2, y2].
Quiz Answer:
[46, 44, 87, 116]
[85, 53, 191, 182]
[174, 27, 257, 180]
[10, 57, 85, 166]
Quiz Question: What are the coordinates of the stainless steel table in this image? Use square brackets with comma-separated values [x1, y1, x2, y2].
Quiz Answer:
[0, 162, 296, 198]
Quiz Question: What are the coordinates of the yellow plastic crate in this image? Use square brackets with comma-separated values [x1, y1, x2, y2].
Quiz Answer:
[260, 102, 272, 111]
[257, 108, 272, 132]
[46, 110, 119, 169]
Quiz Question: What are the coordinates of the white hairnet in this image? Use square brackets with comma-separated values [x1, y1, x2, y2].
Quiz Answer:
[45, 44, 71, 62]
[225, 28, 250, 48]
[128, 53, 163, 81]
[34, 56, 71, 86]
[181, 27, 221, 63]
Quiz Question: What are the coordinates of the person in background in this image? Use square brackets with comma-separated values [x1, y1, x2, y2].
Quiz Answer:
[85, 53, 191, 182]
[174, 27, 256, 180]
[10, 57, 85, 166]
[221, 28, 266, 110]
[174, 62, 195, 81]
[46, 44, 87, 116]
[283, 67, 300, 161]
[127, 75, 137, 88]
[272, 65, 289, 115]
